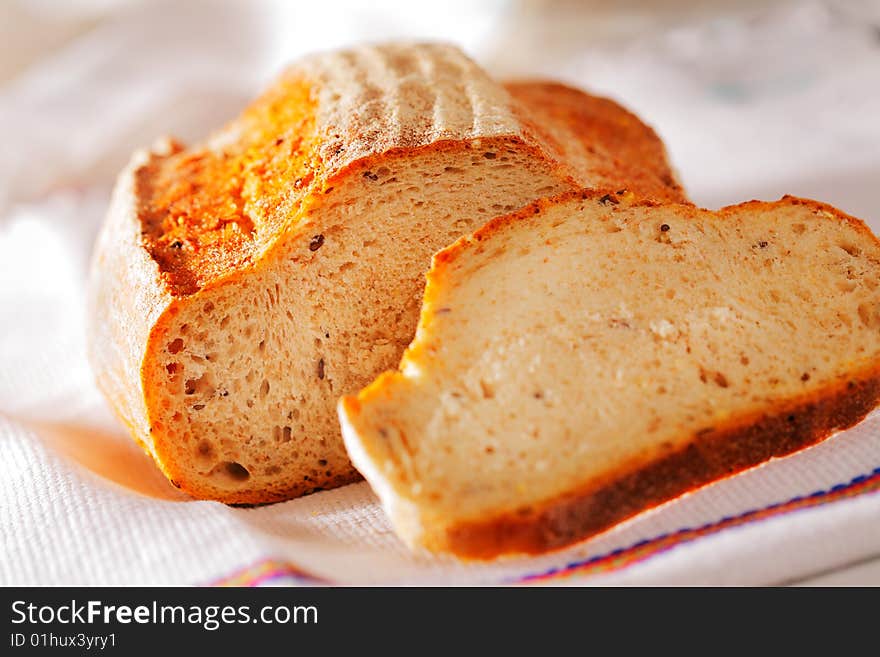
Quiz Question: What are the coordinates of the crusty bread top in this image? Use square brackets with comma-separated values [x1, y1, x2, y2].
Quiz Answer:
[133, 43, 686, 297]
[137, 77, 319, 296]
[302, 42, 523, 172]
[504, 81, 683, 202]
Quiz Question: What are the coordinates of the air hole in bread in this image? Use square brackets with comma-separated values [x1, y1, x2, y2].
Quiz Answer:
[213, 461, 250, 483]
[168, 338, 184, 354]
[839, 242, 861, 257]
[858, 302, 880, 329]
[184, 373, 214, 396]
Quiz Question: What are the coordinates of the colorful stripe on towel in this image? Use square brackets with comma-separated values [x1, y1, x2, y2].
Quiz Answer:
[208, 558, 328, 586]
[207, 466, 880, 586]
[518, 466, 880, 583]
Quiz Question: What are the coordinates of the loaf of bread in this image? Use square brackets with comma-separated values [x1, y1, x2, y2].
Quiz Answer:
[87, 43, 686, 503]
[339, 191, 880, 558]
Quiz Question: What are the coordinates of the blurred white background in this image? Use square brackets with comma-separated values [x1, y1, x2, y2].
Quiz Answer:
[1, 0, 879, 585]
[1, 0, 879, 216]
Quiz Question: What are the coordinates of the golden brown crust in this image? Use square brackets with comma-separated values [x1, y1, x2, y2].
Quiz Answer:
[87, 144, 177, 467]
[730, 194, 880, 241]
[439, 364, 880, 558]
[504, 81, 686, 203]
[138, 77, 320, 296]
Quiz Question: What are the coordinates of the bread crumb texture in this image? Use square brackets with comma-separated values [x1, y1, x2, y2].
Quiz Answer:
[88, 43, 687, 504]
[340, 192, 880, 558]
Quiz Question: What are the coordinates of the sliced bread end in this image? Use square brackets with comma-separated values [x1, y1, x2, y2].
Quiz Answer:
[340, 192, 880, 558]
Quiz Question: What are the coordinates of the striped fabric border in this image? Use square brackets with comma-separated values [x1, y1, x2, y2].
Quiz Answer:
[518, 466, 880, 584]
[208, 466, 880, 586]
[209, 558, 328, 587]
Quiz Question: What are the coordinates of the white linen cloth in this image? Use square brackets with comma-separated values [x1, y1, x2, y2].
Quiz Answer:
[1, 0, 879, 585]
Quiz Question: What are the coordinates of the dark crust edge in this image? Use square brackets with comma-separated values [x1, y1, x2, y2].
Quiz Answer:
[440, 366, 880, 559]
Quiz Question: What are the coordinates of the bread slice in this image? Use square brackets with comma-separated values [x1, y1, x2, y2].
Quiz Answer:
[87, 43, 686, 504]
[339, 191, 880, 558]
